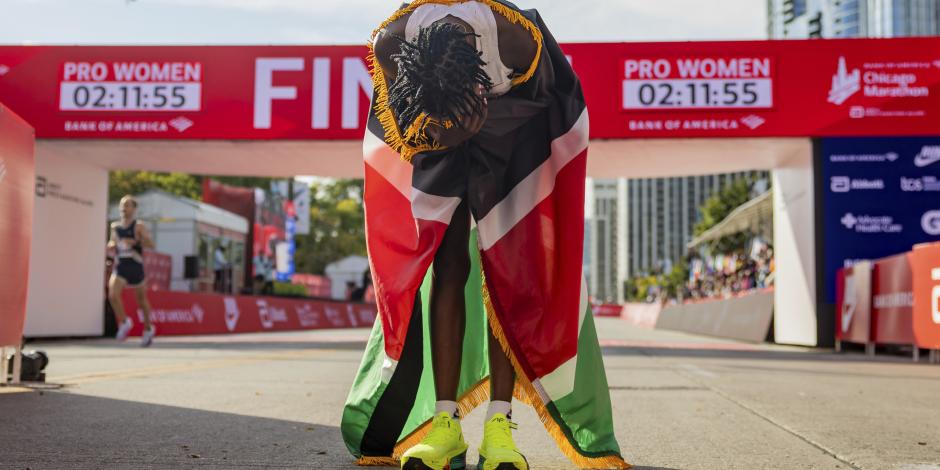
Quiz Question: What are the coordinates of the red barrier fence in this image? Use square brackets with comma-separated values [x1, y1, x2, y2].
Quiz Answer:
[836, 241, 940, 353]
[836, 261, 872, 347]
[0, 104, 35, 348]
[119, 290, 377, 337]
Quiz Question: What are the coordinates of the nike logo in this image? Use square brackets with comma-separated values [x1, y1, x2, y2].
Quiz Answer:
[914, 146, 940, 168]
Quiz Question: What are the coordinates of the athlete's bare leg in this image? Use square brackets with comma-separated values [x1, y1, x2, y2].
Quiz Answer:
[430, 199, 471, 402]
[134, 284, 152, 331]
[488, 326, 515, 402]
[108, 275, 128, 324]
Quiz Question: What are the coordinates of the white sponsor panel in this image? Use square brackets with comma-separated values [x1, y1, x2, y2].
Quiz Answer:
[932, 267, 940, 324]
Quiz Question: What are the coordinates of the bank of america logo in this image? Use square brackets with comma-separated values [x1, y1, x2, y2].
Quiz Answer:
[914, 146, 940, 168]
[740, 115, 766, 130]
[828, 56, 861, 105]
[0, 159, 7, 183]
[169, 116, 194, 133]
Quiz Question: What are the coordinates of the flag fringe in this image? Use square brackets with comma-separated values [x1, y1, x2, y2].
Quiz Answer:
[355, 456, 399, 466]
[481, 272, 632, 470]
[367, 0, 544, 163]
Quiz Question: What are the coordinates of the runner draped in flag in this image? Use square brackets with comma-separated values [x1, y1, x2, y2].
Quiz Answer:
[342, 1, 629, 469]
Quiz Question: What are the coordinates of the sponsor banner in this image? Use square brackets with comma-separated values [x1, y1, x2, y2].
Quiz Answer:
[1, 38, 940, 139]
[119, 290, 377, 336]
[592, 303, 623, 318]
[835, 262, 872, 344]
[908, 242, 940, 349]
[0, 105, 35, 345]
[822, 137, 940, 303]
[871, 253, 915, 345]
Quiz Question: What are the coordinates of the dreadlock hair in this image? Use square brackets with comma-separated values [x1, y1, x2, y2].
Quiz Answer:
[389, 22, 493, 137]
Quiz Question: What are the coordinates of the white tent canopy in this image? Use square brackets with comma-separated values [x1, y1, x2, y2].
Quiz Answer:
[687, 190, 774, 250]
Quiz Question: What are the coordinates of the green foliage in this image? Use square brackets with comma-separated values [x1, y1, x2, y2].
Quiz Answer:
[108, 171, 201, 203]
[273, 281, 308, 298]
[294, 179, 367, 275]
[692, 177, 754, 253]
[693, 177, 753, 236]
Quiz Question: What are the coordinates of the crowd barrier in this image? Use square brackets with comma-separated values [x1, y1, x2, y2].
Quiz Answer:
[836, 241, 940, 362]
[119, 290, 377, 337]
[0, 104, 35, 385]
[620, 303, 663, 329]
[655, 290, 774, 343]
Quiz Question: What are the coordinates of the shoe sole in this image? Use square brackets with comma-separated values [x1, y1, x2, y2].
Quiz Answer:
[477, 456, 526, 470]
[402, 452, 467, 470]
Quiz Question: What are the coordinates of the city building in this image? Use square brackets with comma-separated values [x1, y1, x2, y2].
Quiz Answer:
[769, 0, 940, 39]
[585, 172, 764, 303]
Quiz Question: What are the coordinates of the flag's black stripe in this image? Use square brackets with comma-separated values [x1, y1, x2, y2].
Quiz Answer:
[366, 4, 587, 220]
[359, 294, 424, 457]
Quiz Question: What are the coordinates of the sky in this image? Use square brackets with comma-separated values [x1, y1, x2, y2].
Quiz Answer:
[1, 0, 768, 45]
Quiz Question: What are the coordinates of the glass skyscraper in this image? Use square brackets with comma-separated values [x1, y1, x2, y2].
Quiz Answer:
[769, 0, 940, 39]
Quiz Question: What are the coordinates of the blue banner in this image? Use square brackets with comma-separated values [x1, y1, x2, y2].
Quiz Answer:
[822, 137, 940, 303]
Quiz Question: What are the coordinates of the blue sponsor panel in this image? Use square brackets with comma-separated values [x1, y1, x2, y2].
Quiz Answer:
[822, 137, 940, 303]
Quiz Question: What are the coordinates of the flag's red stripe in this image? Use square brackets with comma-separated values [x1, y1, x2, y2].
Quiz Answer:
[364, 161, 449, 361]
[481, 150, 587, 380]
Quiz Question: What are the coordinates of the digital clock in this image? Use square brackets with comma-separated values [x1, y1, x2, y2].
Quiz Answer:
[623, 79, 772, 110]
[59, 82, 201, 111]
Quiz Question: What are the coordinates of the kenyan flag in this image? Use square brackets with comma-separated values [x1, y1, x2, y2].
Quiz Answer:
[341, 2, 628, 468]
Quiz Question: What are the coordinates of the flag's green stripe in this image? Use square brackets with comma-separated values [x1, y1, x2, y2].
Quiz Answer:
[341, 317, 390, 457]
[400, 230, 490, 439]
[549, 306, 623, 456]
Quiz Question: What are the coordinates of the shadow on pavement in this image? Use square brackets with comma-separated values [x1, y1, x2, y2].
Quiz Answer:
[0, 390, 358, 469]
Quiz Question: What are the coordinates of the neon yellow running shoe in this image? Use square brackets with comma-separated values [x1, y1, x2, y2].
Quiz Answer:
[401, 412, 469, 470]
[477, 414, 528, 470]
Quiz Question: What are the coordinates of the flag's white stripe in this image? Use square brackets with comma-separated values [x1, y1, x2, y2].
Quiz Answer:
[532, 276, 589, 402]
[364, 130, 462, 224]
[364, 130, 411, 199]
[477, 110, 590, 251]
[411, 188, 462, 224]
[381, 355, 399, 384]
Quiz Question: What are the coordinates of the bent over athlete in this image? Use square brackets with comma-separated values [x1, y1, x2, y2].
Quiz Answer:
[343, 2, 628, 469]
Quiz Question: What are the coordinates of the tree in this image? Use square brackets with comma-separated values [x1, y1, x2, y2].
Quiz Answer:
[293, 179, 367, 275]
[108, 171, 201, 203]
[692, 177, 754, 253]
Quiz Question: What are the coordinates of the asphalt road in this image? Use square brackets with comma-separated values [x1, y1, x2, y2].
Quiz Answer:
[2, 318, 939, 469]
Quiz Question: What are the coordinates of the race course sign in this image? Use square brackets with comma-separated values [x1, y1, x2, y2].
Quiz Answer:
[1, 37, 940, 139]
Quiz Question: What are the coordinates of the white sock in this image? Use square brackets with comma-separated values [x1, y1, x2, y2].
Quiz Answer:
[486, 400, 512, 421]
[435, 400, 458, 418]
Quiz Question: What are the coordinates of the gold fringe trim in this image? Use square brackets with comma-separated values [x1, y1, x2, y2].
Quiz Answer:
[368, 0, 544, 163]
[480, 272, 632, 470]
[356, 456, 399, 466]
[391, 378, 492, 459]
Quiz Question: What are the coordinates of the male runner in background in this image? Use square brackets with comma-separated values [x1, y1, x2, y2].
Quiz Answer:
[107, 195, 156, 347]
